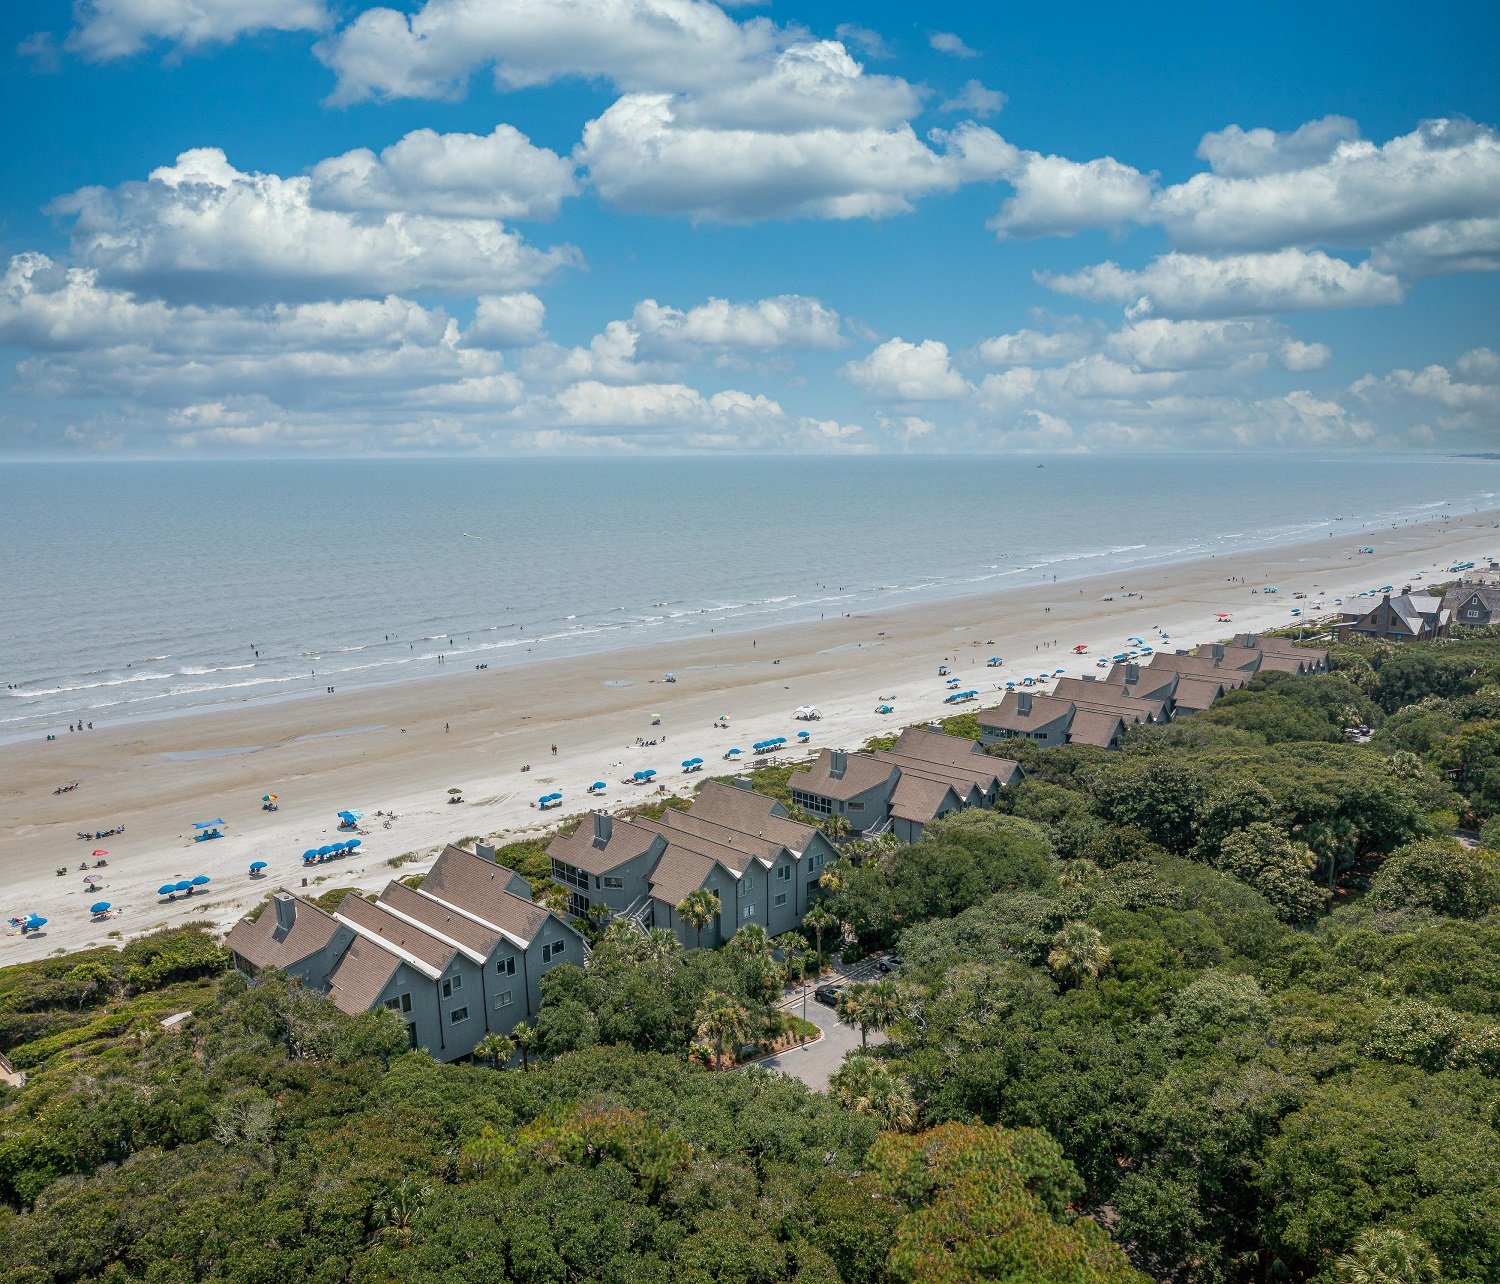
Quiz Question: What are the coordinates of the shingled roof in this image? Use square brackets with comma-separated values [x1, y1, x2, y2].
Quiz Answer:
[419, 844, 553, 946]
[547, 814, 664, 877]
[788, 749, 898, 801]
[649, 847, 721, 908]
[225, 893, 342, 971]
[337, 894, 455, 978]
[888, 773, 962, 825]
[325, 935, 403, 1016]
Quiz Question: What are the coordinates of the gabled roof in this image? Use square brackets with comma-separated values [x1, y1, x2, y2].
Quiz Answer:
[1066, 709, 1126, 748]
[1051, 677, 1168, 721]
[225, 893, 341, 971]
[1101, 665, 1179, 701]
[1255, 652, 1313, 675]
[325, 935, 402, 1015]
[888, 773, 962, 824]
[635, 812, 762, 876]
[1171, 675, 1228, 711]
[418, 844, 553, 946]
[873, 751, 991, 800]
[890, 727, 987, 771]
[649, 846, 722, 907]
[547, 814, 663, 876]
[1443, 582, 1500, 614]
[788, 748, 898, 801]
[689, 781, 819, 854]
[978, 692, 1076, 733]
[1144, 653, 1251, 687]
[337, 894, 456, 978]
[377, 879, 499, 961]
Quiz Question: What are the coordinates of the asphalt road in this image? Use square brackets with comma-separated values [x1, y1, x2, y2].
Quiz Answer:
[748, 967, 887, 1091]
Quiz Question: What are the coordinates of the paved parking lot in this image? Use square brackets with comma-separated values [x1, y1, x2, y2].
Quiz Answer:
[746, 966, 887, 1090]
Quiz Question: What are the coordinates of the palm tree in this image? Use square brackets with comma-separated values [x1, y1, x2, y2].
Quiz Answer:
[640, 927, 681, 962]
[473, 1033, 514, 1069]
[802, 904, 838, 974]
[830, 1056, 918, 1131]
[836, 983, 876, 1048]
[510, 1022, 538, 1070]
[676, 888, 720, 948]
[372, 1178, 433, 1246]
[1333, 1227, 1441, 1284]
[863, 979, 903, 1040]
[730, 923, 771, 957]
[1047, 921, 1112, 989]
[818, 812, 854, 841]
[694, 991, 751, 1068]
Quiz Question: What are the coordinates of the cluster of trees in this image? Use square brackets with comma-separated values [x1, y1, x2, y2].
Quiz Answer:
[2, 633, 1495, 1281]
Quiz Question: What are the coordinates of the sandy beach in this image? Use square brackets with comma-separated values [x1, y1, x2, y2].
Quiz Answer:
[4, 508, 1496, 964]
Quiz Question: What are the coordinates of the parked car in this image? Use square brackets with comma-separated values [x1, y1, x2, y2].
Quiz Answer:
[876, 954, 903, 974]
[813, 984, 841, 1008]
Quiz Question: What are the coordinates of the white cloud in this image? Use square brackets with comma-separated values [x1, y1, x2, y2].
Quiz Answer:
[973, 326, 1094, 366]
[1278, 339, 1332, 371]
[1105, 317, 1315, 371]
[929, 31, 976, 58]
[631, 294, 843, 353]
[67, 0, 328, 61]
[465, 293, 547, 349]
[52, 148, 578, 304]
[1154, 118, 1500, 252]
[1195, 116, 1360, 177]
[941, 80, 1006, 118]
[580, 86, 1013, 221]
[841, 337, 970, 401]
[1351, 351, 1500, 412]
[310, 125, 578, 221]
[1041, 249, 1405, 318]
[1371, 216, 1500, 278]
[989, 151, 1155, 238]
[834, 23, 892, 60]
[317, 0, 778, 104]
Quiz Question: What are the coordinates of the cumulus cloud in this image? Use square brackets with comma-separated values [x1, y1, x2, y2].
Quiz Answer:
[929, 32, 976, 58]
[989, 151, 1155, 238]
[1371, 216, 1500, 278]
[52, 148, 578, 304]
[972, 326, 1095, 366]
[841, 338, 970, 401]
[580, 82, 1012, 221]
[941, 80, 1006, 117]
[631, 294, 844, 353]
[66, 0, 328, 61]
[1105, 317, 1322, 371]
[1153, 118, 1500, 252]
[1195, 115, 1361, 177]
[310, 125, 578, 221]
[464, 293, 547, 349]
[1351, 349, 1500, 412]
[317, 0, 778, 104]
[834, 23, 892, 60]
[1040, 249, 1405, 318]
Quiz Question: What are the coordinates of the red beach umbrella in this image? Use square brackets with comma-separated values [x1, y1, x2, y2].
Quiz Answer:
[92, 849, 109, 857]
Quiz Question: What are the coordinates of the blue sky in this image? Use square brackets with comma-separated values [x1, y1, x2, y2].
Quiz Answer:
[2, 1, 1497, 456]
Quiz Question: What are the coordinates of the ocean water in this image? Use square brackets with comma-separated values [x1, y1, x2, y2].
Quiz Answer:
[2, 454, 1493, 742]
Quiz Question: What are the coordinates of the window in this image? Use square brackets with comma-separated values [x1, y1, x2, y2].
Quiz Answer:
[496, 956, 516, 976]
[603, 876, 624, 889]
[774, 892, 787, 908]
[450, 1006, 469, 1025]
[542, 939, 567, 963]
[776, 865, 790, 882]
[384, 993, 412, 1014]
[1469, 609, 1482, 619]
[807, 852, 824, 871]
[496, 990, 514, 1009]
[848, 801, 864, 812]
[441, 975, 463, 998]
[551, 859, 589, 891]
[792, 790, 832, 815]
[742, 904, 756, 920]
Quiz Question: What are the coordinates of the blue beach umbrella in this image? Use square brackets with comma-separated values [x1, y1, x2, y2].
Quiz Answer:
[591, 781, 606, 791]
[345, 838, 361, 850]
[192, 875, 210, 886]
[317, 845, 336, 857]
[302, 848, 318, 860]
[249, 861, 268, 872]
[175, 880, 193, 893]
[642, 768, 656, 778]
[725, 748, 741, 756]
[192, 818, 225, 829]
[24, 915, 46, 929]
[159, 884, 177, 896]
[337, 809, 363, 825]
[682, 759, 695, 768]
[90, 901, 111, 913]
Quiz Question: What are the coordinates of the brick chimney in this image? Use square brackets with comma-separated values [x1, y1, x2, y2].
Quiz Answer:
[273, 891, 296, 934]
[592, 811, 613, 848]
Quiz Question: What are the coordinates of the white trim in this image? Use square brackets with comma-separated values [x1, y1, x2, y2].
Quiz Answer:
[374, 900, 488, 964]
[335, 916, 442, 980]
[415, 887, 531, 949]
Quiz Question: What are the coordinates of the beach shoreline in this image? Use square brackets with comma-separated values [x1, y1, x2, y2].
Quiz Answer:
[3, 506, 1496, 965]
